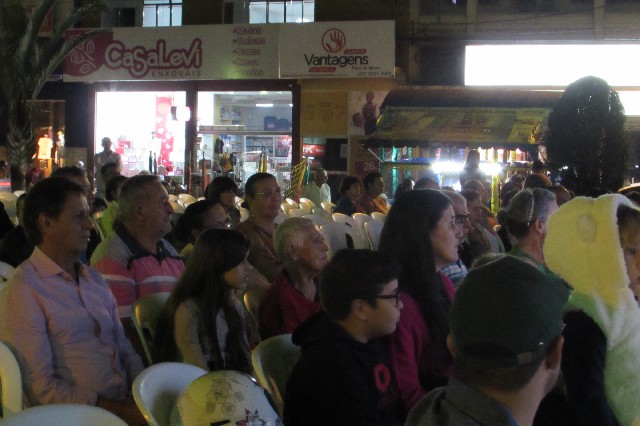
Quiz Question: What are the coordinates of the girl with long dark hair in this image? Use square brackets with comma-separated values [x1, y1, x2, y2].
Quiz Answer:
[378, 189, 462, 413]
[155, 229, 257, 372]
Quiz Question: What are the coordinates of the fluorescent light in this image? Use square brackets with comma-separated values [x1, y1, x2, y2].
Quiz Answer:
[256, 103, 273, 107]
[466, 45, 640, 87]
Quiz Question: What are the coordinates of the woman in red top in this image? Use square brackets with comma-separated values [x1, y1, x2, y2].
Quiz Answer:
[378, 189, 463, 414]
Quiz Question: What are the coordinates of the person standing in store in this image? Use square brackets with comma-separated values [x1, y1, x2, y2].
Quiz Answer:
[94, 137, 122, 201]
[302, 168, 331, 207]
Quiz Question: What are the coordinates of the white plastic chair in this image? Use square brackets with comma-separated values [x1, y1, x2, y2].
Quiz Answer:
[352, 213, 373, 230]
[132, 362, 207, 426]
[321, 201, 336, 213]
[302, 214, 330, 226]
[352, 213, 373, 244]
[0, 262, 16, 283]
[239, 207, 250, 222]
[251, 334, 301, 416]
[0, 404, 126, 426]
[333, 213, 369, 249]
[281, 202, 292, 214]
[131, 292, 171, 366]
[235, 196, 244, 209]
[0, 342, 22, 419]
[287, 208, 305, 218]
[169, 200, 184, 214]
[285, 198, 299, 210]
[177, 193, 196, 205]
[298, 198, 315, 214]
[371, 212, 387, 222]
[320, 221, 350, 257]
[364, 219, 385, 250]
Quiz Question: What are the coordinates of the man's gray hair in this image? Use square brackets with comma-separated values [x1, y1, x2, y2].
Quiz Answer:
[118, 174, 161, 222]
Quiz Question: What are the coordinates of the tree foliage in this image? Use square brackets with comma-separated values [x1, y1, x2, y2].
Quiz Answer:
[0, 0, 108, 189]
[546, 76, 628, 196]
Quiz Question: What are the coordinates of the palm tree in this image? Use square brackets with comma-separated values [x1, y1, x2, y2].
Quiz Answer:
[546, 76, 628, 195]
[0, 0, 108, 190]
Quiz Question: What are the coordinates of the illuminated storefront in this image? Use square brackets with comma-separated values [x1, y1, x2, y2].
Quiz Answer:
[63, 21, 395, 194]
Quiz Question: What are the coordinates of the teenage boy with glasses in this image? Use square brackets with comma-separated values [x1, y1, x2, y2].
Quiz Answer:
[285, 249, 404, 426]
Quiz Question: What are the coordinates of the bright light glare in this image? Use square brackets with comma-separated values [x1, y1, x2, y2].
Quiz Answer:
[466, 45, 640, 87]
[618, 91, 640, 116]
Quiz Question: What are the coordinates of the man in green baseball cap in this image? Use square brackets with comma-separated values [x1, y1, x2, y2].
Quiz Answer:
[406, 254, 570, 426]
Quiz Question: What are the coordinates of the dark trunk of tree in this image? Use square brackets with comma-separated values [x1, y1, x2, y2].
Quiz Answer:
[7, 101, 36, 191]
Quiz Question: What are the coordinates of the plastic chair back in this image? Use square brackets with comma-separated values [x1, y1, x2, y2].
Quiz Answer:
[0, 342, 22, 419]
[302, 214, 330, 226]
[0, 262, 16, 283]
[287, 208, 305, 218]
[371, 212, 387, 221]
[298, 198, 315, 214]
[352, 212, 373, 230]
[132, 362, 207, 426]
[285, 198, 299, 210]
[251, 334, 301, 416]
[333, 213, 369, 249]
[319, 221, 350, 257]
[364, 219, 385, 250]
[132, 292, 171, 366]
[172, 370, 281, 425]
[320, 201, 335, 213]
[0, 404, 126, 426]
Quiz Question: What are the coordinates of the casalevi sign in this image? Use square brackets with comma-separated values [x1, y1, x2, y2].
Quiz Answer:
[63, 21, 395, 82]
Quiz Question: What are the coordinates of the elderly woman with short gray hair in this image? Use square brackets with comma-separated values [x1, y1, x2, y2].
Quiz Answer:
[505, 188, 558, 273]
[258, 217, 329, 339]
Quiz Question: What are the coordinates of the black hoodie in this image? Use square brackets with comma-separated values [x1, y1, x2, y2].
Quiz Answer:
[283, 311, 402, 426]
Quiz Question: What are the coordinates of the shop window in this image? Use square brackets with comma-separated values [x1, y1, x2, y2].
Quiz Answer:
[249, 0, 314, 23]
[143, 0, 182, 27]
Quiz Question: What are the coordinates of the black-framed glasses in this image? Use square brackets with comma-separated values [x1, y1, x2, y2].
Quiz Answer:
[455, 213, 470, 225]
[255, 188, 282, 198]
[376, 292, 401, 307]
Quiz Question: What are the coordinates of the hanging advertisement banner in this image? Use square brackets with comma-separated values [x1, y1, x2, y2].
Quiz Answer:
[279, 21, 395, 79]
[64, 25, 280, 82]
[63, 21, 395, 82]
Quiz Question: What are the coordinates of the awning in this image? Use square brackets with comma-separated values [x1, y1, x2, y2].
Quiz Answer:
[363, 88, 562, 150]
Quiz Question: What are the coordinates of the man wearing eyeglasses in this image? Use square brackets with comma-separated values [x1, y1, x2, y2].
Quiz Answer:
[406, 255, 570, 426]
[285, 249, 404, 426]
[440, 191, 472, 287]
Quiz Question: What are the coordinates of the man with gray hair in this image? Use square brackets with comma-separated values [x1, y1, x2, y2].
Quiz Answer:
[302, 168, 331, 207]
[259, 217, 329, 339]
[91, 174, 184, 319]
[440, 190, 473, 287]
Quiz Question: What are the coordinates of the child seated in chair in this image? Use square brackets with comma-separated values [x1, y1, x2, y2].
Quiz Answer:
[284, 249, 404, 425]
[154, 229, 258, 373]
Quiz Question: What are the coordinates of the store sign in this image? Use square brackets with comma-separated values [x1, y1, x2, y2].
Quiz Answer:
[279, 21, 395, 79]
[302, 144, 326, 156]
[64, 25, 279, 82]
[64, 21, 395, 82]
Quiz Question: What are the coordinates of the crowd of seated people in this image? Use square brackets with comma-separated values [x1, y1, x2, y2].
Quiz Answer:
[6, 158, 640, 426]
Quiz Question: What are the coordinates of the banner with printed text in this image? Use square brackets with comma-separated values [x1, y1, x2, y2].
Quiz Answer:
[64, 25, 280, 82]
[279, 21, 395, 79]
[63, 21, 395, 82]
